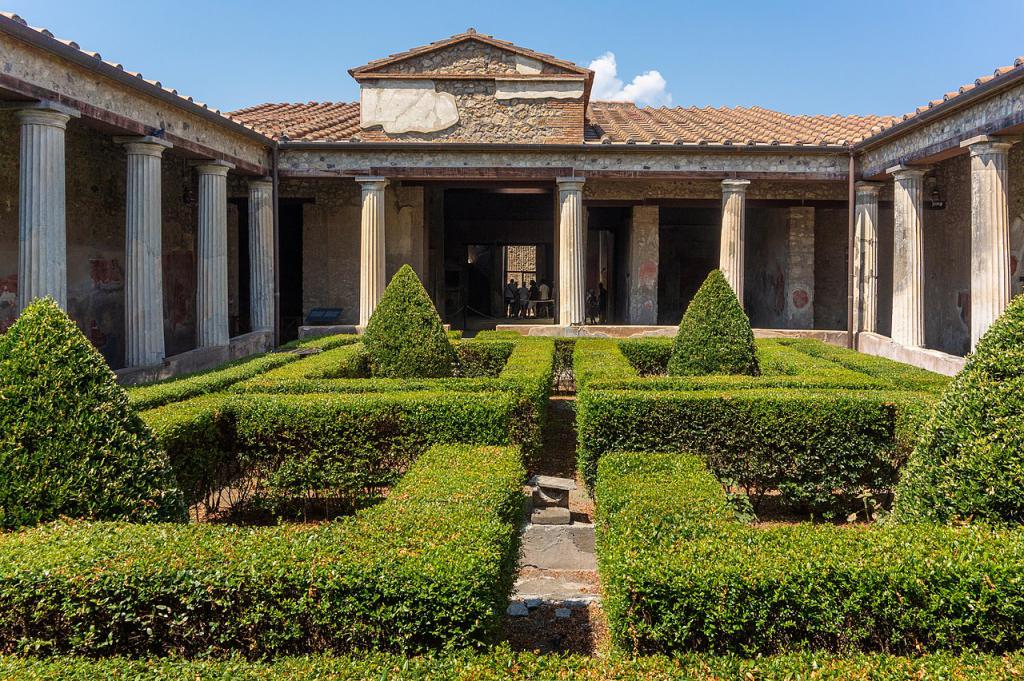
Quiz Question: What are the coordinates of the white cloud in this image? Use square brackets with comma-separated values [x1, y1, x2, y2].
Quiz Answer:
[588, 52, 672, 107]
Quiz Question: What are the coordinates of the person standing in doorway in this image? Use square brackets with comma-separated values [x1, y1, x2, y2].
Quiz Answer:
[598, 282, 608, 324]
[517, 281, 530, 319]
[538, 280, 551, 318]
[504, 279, 517, 318]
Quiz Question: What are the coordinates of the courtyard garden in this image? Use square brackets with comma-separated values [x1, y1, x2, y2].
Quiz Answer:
[1, 266, 1023, 679]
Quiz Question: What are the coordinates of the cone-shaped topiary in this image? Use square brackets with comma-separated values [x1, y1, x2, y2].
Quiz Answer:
[362, 265, 456, 378]
[0, 299, 184, 529]
[893, 294, 1024, 525]
[667, 269, 759, 376]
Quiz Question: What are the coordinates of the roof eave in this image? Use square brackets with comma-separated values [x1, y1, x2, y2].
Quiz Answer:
[853, 65, 1024, 152]
[279, 140, 850, 155]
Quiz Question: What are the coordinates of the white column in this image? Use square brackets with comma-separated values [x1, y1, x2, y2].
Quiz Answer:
[15, 104, 79, 310]
[195, 161, 233, 347]
[116, 136, 171, 367]
[888, 165, 929, 348]
[720, 179, 750, 303]
[557, 177, 586, 325]
[248, 178, 275, 332]
[853, 182, 883, 333]
[357, 177, 388, 326]
[961, 135, 1016, 349]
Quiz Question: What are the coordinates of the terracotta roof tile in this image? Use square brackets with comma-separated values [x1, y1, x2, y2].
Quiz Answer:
[585, 102, 896, 147]
[228, 102, 361, 141]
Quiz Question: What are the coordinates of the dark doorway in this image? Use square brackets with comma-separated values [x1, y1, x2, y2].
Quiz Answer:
[279, 201, 304, 342]
[230, 198, 251, 336]
[587, 207, 630, 324]
[658, 207, 720, 325]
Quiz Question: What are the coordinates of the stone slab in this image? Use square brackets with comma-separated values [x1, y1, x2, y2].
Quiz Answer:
[494, 324, 849, 345]
[519, 524, 596, 571]
[856, 331, 965, 376]
[528, 475, 576, 491]
[531, 507, 571, 525]
[512, 574, 600, 604]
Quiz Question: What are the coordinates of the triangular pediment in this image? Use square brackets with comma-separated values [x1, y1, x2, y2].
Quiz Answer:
[349, 30, 591, 80]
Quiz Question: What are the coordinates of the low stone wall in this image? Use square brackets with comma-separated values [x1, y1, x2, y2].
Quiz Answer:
[856, 331, 965, 376]
[115, 330, 273, 385]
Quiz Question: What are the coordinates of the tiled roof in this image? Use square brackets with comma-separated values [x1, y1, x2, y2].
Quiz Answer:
[349, 28, 591, 77]
[859, 56, 1024, 144]
[585, 102, 898, 147]
[0, 12, 267, 139]
[228, 102, 360, 141]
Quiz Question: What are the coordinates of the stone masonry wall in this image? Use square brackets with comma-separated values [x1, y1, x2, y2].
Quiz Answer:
[357, 79, 584, 144]
[373, 40, 569, 76]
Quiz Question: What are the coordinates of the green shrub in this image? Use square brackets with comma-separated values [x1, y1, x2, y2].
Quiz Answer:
[127, 352, 300, 410]
[251, 343, 368, 382]
[894, 295, 1024, 525]
[597, 451, 1024, 655]
[0, 299, 184, 528]
[453, 340, 514, 378]
[619, 337, 674, 375]
[7, 649, 1024, 679]
[0, 444, 524, 657]
[667, 269, 759, 376]
[141, 395, 238, 507]
[277, 333, 360, 352]
[363, 265, 455, 378]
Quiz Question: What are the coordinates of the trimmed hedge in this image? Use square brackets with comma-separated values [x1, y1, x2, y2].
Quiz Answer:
[127, 352, 300, 410]
[453, 340, 514, 377]
[0, 299, 184, 529]
[575, 339, 936, 513]
[5, 650, 1024, 679]
[597, 451, 1024, 655]
[668, 269, 759, 376]
[894, 294, 1024, 525]
[252, 343, 369, 382]
[277, 333, 360, 352]
[0, 444, 524, 657]
[363, 265, 456, 378]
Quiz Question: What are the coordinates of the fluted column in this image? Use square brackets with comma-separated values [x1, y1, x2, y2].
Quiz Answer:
[720, 179, 750, 303]
[15, 104, 79, 310]
[116, 136, 171, 367]
[248, 178, 275, 332]
[853, 182, 883, 333]
[357, 177, 388, 326]
[556, 177, 586, 325]
[195, 161, 233, 347]
[888, 165, 929, 348]
[961, 135, 1016, 349]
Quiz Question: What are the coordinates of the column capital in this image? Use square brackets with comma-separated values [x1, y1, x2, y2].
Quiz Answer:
[192, 159, 234, 176]
[886, 164, 930, 179]
[960, 134, 1017, 156]
[248, 177, 273, 190]
[4, 100, 80, 126]
[721, 178, 751, 192]
[855, 181, 884, 194]
[356, 176, 388, 191]
[114, 135, 172, 157]
[556, 176, 586, 190]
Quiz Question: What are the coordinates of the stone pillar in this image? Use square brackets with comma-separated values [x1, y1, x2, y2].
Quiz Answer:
[15, 104, 79, 310]
[888, 165, 929, 348]
[961, 135, 1016, 349]
[628, 205, 659, 325]
[720, 179, 750, 303]
[116, 136, 171, 367]
[195, 161, 233, 347]
[557, 177, 586, 325]
[784, 206, 815, 328]
[853, 182, 882, 333]
[248, 178, 275, 332]
[357, 177, 388, 326]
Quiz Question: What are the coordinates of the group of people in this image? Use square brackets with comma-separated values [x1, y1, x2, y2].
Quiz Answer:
[586, 283, 608, 324]
[504, 278, 552, 319]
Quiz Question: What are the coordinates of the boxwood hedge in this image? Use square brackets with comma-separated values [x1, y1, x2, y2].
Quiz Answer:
[575, 339, 938, 513]
[597, 451, 1024, 656]
[4, 649, 1024, 679]
[0, 444, 524, 658]
[0, 299, 184, 529]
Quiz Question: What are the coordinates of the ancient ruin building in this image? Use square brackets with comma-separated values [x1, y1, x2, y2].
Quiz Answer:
[1, 15, 1021, 378]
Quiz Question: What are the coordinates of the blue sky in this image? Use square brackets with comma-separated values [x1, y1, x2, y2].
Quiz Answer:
[7, 0, 1023, 116]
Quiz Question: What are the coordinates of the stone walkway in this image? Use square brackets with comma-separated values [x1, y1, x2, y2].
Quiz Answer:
[502, 396, 606, 654]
